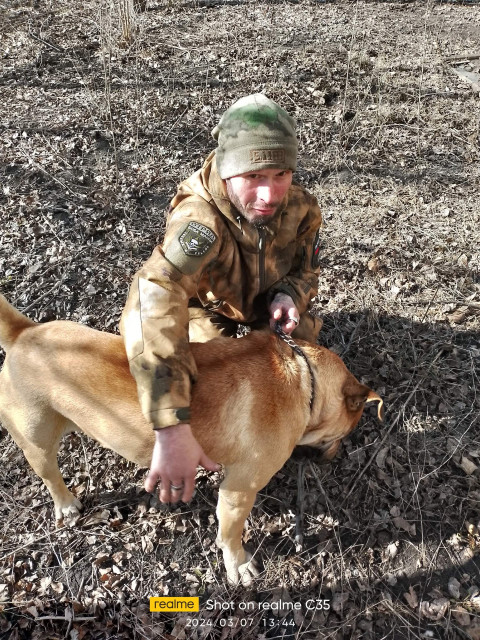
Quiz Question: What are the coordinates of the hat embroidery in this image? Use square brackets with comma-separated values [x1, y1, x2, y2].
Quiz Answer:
[250, 149, 286, 164]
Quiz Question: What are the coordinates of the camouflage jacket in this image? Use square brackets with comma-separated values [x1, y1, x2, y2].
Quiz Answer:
[120, 152, 322, 428]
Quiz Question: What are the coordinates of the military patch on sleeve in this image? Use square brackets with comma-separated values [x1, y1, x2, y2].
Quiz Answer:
[179, 222, 217, 257]
[311, 229, 321, 268]
[164, 221, 218, 276]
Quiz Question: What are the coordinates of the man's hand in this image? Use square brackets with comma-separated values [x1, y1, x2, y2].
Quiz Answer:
[269, 293, 299, 335]
[145, 423, 220, 504]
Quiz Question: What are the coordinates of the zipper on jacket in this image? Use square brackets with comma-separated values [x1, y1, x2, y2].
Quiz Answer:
[258, 227, 266, 292]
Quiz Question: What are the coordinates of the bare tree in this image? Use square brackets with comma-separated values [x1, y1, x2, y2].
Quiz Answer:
[119, 0, 147, 44]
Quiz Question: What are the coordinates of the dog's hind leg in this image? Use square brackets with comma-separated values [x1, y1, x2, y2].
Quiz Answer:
[21, 439, 82, 525]
[0, 403, 82, 525]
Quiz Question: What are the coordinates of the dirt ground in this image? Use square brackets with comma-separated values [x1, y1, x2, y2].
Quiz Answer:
[1, 0, 480, 638]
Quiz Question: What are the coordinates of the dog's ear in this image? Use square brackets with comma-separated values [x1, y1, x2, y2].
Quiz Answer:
[344, 381, 370, 414]
[344, 383, 384, 421]
[366, 389, 384, 421]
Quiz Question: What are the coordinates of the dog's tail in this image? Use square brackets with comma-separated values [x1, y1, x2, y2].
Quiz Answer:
[0, 295, 35, 351]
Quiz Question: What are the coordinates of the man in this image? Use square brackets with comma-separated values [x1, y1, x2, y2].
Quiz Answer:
[120, 94, 323, 505]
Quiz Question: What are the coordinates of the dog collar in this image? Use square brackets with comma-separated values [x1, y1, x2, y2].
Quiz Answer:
[274, 325, 315, 413]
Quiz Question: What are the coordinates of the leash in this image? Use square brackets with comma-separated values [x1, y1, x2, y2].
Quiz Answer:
[274, 323, 315, 413]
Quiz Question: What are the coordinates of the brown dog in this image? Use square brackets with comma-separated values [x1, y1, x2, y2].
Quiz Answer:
[0, 295, 383, 584]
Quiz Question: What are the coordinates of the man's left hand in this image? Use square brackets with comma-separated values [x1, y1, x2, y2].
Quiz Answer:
[269, 293, 299, 335]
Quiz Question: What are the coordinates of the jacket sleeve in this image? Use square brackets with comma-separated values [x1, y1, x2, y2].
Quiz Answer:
[268, 193, 323, 315]
[120, 203, 221, 429]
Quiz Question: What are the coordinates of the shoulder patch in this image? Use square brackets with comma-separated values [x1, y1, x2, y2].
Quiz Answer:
[179, 222, 217, 257]
[312, 229, 321, 268]
[164, 221, 218, 276]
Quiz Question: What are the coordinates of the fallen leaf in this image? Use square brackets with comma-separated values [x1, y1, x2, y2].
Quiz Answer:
[460, 457, 478, 475]
[393, 516, 416, 536]
[420, 598, 449, 620]
[376, 447, 389, 469]
[452, 606, 470, 626]
[404, 586, 418, 609]
[448, 577, 461, 599]
[331, 592, 349, 613]
[83, 510, 110, 526]
[466, 626, 480, 640]
[367, 256, 380, 273]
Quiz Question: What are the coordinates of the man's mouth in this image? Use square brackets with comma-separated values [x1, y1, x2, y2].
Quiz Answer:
[251, 206, 277, 216]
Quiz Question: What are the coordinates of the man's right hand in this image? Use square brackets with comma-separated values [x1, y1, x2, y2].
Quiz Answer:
[269, 293, 299, 335]
[145, 423, 220, 504]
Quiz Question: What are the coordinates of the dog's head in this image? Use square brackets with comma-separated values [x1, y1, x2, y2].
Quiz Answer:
[296, 345, 384, 460]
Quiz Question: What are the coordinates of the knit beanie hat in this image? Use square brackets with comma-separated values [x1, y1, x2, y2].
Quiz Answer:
[211, 94, 298, 180]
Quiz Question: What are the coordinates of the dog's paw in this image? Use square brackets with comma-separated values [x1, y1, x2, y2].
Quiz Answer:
[237, 555, 260, 587]
[55, 497, 83, 527]
[224, 549, 260, 586]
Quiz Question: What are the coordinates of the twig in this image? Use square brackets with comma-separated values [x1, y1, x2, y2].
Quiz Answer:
[20, 281, 62, 314]
[339, 0, 359, 141]
[0, 525, 72, 562]
[162, 108, 188, 143]
[19, 259, 73, 315]
[101, 48, 119, 184]
[382, 599, 424, 640]
[144, 34, 203, 52]
[35, 616, 96, 622]
[420, 284, 440, 323]
[340, 313, 367, 357]
[445, 53, 480, 62]
[65, 607, 74, 637]
[416, 4, 429, 155]
[27, 30, 64, 53]
[76, 575, 86, 601]
[18, 153, 77, 196]
[295, 461, 305, 552]
[395, 299, 480, 308]
[308, 461, 330, 504]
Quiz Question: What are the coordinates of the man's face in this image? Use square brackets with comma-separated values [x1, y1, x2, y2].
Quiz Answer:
[225, 168, 293, 227]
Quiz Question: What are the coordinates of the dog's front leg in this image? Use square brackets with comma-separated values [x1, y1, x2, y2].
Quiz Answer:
[320, 439, 341, 461]
[216, 483, 259, 586]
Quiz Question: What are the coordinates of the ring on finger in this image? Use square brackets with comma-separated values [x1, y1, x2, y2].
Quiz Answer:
[170, 483, 184, 491]
[291, 317, 299, 326]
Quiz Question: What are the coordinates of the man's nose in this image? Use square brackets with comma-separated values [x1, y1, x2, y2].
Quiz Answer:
[256, 180, 276, 203]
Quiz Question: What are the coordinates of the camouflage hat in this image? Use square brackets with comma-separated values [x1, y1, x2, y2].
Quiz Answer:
[211, 94, 298, 180]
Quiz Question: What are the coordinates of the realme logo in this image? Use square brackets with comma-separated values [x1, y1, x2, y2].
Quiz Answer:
[250, 149, 286, 164]
[150, 597, 200, 612]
